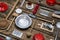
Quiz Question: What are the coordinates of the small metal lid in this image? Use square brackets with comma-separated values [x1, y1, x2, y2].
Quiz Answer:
[15, 8, 22, 14]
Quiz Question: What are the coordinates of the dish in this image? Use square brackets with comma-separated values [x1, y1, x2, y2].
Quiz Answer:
[15, 8, 22, 14]
[44, 23, 54, 29]
[26, 2, 34, 10]
[15, 13, 32, 29]
[39, 9, 50, 17]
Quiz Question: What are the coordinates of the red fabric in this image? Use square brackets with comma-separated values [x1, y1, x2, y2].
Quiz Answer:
[46, 0, 56, 6]
[0, 2, 8, 12]
[56, 2, 60, 5]
[33, 33, 45, 40]
[32, 4, 39, 15]
[0, 37, 4, 40]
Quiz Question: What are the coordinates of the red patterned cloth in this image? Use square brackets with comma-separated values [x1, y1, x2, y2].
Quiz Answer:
[0, 2, 8, 12]
[46, 0, 56, 6]
[33, 33, 45, 40]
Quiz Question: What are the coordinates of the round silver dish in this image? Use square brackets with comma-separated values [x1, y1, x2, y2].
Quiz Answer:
[15, 13, 32, 29]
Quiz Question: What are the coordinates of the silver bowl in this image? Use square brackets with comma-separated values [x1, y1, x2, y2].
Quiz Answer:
[15, 13, 32, 29]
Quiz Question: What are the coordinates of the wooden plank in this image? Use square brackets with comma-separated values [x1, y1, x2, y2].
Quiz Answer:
[6, 0, 20, 19]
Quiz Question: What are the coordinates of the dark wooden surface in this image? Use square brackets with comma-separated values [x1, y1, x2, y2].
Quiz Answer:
[0, 0, 60, 40]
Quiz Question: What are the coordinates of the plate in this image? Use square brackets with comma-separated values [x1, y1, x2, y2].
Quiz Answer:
[15, 13, 32, 29]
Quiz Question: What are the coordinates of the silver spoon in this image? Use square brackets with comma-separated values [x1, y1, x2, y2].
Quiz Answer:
[20, 0, 25, 7]
[0, 34, 12, 40]
[55, 22, 60, 40]
[6, 36, 12, 40]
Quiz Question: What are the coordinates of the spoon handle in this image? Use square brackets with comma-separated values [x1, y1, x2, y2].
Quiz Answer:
[20, 0, 25, 7]
[55, 29, 59, 40]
